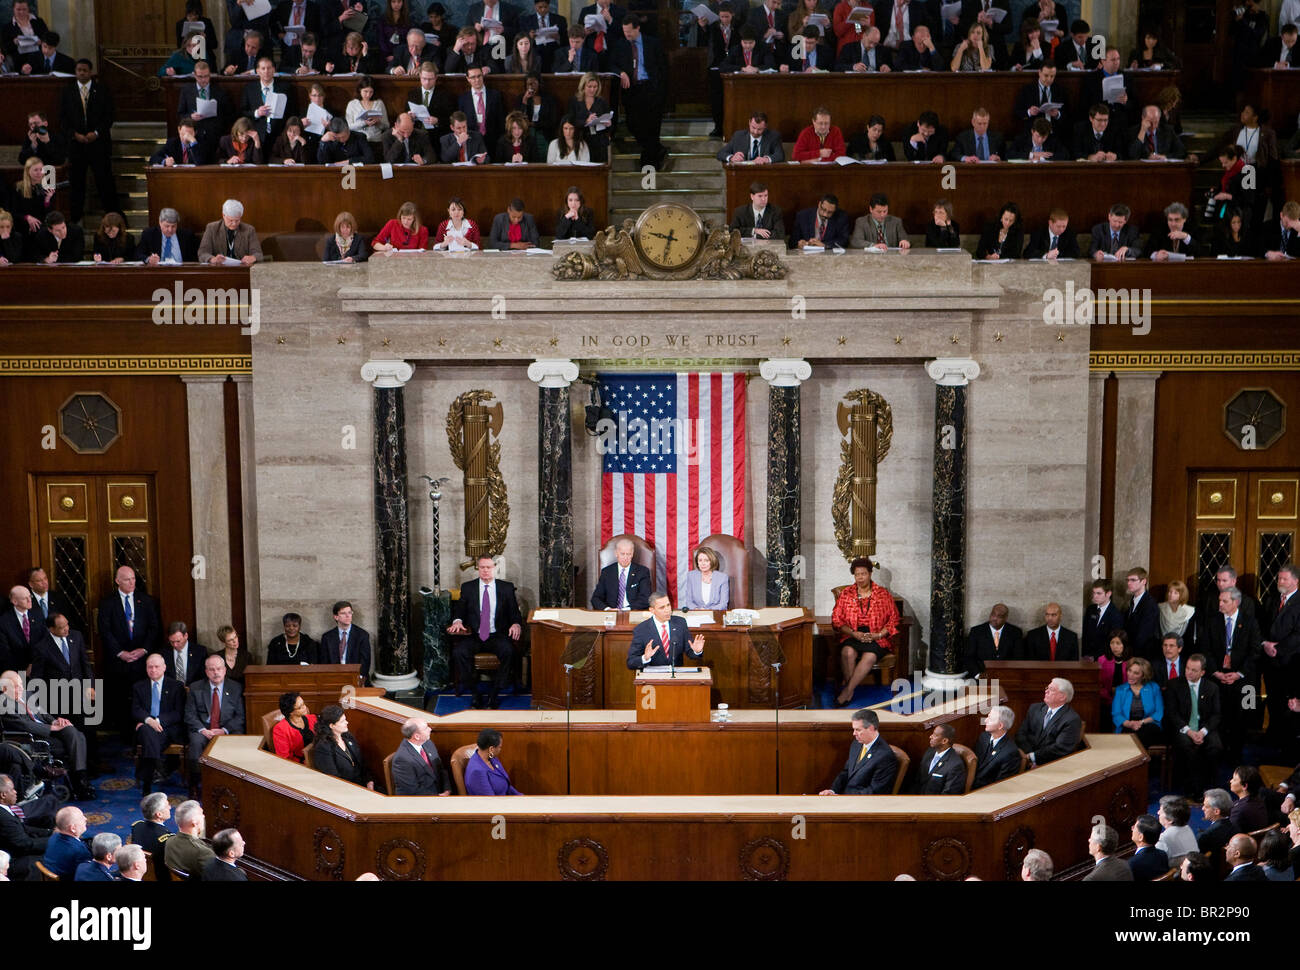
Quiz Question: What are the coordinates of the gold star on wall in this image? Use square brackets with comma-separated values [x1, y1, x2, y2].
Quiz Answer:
[994, 332, 1004, 342]
[493, 338, 503, 349]
[337, 336, 347, 345]
[1056, 332, 1065, 341]
[781, 336, 791, 346]
[438, 337, 447, 347]
[275, 336, 285, 345]
[382, 338, 392, 347]
[837, 335, 847, 345]
[549, 337, 559, 348]
[950, 335, 960, 344]
[894, 335, 902, 344]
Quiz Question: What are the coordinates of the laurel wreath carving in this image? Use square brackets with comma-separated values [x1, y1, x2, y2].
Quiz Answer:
[831, 389, 893, 563]
[446, 389, 509, 568]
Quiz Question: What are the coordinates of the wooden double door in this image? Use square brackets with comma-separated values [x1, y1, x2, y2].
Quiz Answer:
[32, 474, 160, 665]
[1189, 470, 1298, 601]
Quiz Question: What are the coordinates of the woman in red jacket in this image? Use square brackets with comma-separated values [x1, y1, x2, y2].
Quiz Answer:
[271, 692, 318, 763]
[372, 200, 429, 252]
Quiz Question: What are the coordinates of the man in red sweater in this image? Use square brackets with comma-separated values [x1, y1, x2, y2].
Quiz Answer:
[792, 106, 845, 162]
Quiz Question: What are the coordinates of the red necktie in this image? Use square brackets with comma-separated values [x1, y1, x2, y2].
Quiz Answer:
[21, 613, 29, 639]
[1280, 594, 1288, 615]
[420, 747, 431, 767]
[1050, 631, 1057, 661]
[1168, 661, 1175, 679]
[744, 49, 751, 66]
[595, 29, 604, 52]
[1146, 132, 1155, 153]
[209, 687, 221, 730]
[339, 629, 348, 663]
[182, 145, 190, 163]
[660, 623, 669, 657]
[816, 218, 825, 240]
[476, 90, 486, 135]
[767, 10, 774, 29]
[459, 144, 467, 162]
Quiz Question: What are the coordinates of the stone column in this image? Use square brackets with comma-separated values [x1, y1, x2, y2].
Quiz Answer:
[759, 359, 811, 607]
[1113, 371, 1161, 574]
[231, 374, 263, 658]
[527, 359, 579, 608]
[924, 358, 981, 683]
[362, 360, 418, 691]
[1084, 371, 1107, 580]
[182, 376, 233, 647]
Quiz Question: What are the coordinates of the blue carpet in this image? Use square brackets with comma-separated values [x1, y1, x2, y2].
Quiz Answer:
[69, 739, 187, 844]
[429, 690, 534, 715]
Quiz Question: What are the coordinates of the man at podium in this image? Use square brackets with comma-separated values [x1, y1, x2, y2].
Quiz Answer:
[627, 592, 705, 670]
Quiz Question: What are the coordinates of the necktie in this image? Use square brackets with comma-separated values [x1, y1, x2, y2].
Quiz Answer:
[80, 84, 89, 122]
[744, 48, 751, 67]
[124, 596, 133, 636]
[11, 805, 24, 820]
[476, 90, 486, 134]
[339, 629, 348, 663]
[479, 585, 491, 641]
[1049, 233, 1057, 250]
[894, 4, 902, 36]
[768, 9, 774, 30]
[1188, 686, 1199, 732]
[420, 746, 431, 768]
[199, 86, 207, 100]
[875, 222, 885, 244]
[176, 649, 185, 681]
[459, 144, 466, 162]
[750, 137, 758, 160]
[263, 86, 272, 133]
[595, 25, 605, 53]
[1039, 84, 1045, 104]
[1050, 631, 1057, 661]
[151, 680, 161, 718]
[1225, 615, 1233, 651]
[618, 569, 627, 608]
[660, 623, 670, 660]
[977, 134, 986, 159]
[1146, 131, 1155, 153]
[163, 234, 175, 261]
[60, 637, 69, 665]
[182, 143, 190, 163]
[21, 612, 29, 639]
[1111, 231, 1119, 251]
[423, 90, 431, 108]
[816, 217, 825, 240]
[857, 743, 868, 763]
[993, 628, 1001, 648]
[403, 137, 410, 161]
[209, 687, 221, 730]
[1043, 707, 1053, 728]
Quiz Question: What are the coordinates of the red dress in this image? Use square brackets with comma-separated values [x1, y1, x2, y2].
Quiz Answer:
[372, 219, 429, 250]
[830, 581, 900, 651]
[272, 713, 318, 763]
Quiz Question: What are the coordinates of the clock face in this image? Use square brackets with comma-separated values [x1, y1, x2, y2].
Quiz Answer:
[1223, 388, 1285, 451]
[634, 203, 704, 271]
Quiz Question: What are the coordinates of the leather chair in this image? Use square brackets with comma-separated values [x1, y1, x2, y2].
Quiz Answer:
[34, 859, 59, 881]
[382, 752, 396, 795]
[829, 585, 897, 686]
[951, 742, 977, 794]
[1153, 865, 1179, 881]
[598, 533, 657, 593]
[889, 744, 910, 795]
[697, 533, 748, 608]
[260, 709, 281, 751]
[450, 743, 477, 795]
[1018, 750, 1029, 775]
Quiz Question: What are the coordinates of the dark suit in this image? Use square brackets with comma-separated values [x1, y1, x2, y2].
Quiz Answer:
[902, 123, 949, 162]
[439, 130, 489, 163]
[1129, 845, 1170, 881]
[406, 85, 454, 142]
[829, 736, 898, 794]
[240, 78, 296, 144]
[451, 580, 523, 698]
[519, 10, 567, 48]
[1225, 863, 1269, 882]
[26, 589, 80, 636]
[274, 0, 322, 55]
[591, 561, 651, 610]
[1054, 35, 1098, 70]
[1071, 119, 1124, 160]
[28, 629, 92, 689]
[465, 1, 521, 44]
[458, 87, 506, 145]
[29, 51, 76, 75]
[964, 622, 1023, 677]
[135, 223, 197, 265]
[611, 31, 667, 167]
[98, 589, 159, 729]
[949, 128, 1006, 162]
[1166, 675, 1224, 795]
[60, 77, 120, 221]
[1022, 225, 1082, 259]
[0, 609, 47, 672]
[201, 857, 247, 881]
[1086, 222, 1138, 258]
[553, 43, 599, 73]
[1083, 855, 1134, 881]
[1146, 228, 1199, 259]
[1126, 122, 1185, 160]
[626, 614, 704, 670]
[131, 676, 187, 760]
[1083, 600, 1123, 659]
[488, 211, 540, 249]
[716, 128, 784, 164]
[914, 746, 966, 794]
[265, 634, 320, 666]
[318, 625, 372, 686]
[790, 206, 850, 249]
[381, 128, 434, 163]
[1022, 625, 1080, 662]
[972, 732, 1020, 788]
[317, 133, 372, 164]
[1, 691, 87, 771]
[311, 733, 369, 785]
[834, 41, 892, 72]
[1008, 129, 1070, 160]
[183, 677, 245, 773]
[1260, 219, 1300, 258]
[729, 203, 785, 240]
[43, 831, 91, 879]
[1262, 591, 1299, 742]
[0, 804, 51, 880]
[74, 859, 118, 882]
[30, 227, 84, 264]
[150, 136, 213, 167]
[720, 43, 776, 72]
[1015, 701, 1082, 765]
[1202, 607, 1259, 752]
[1198, 818, 1237, 857]
[177, 82, 234, 149]
[578, 2, 627, 68]
[279, 43, 325, 74]
[783, 40, 834, 72]
[391, 738, 451, 794]
[1013, 78, 1067, 130]
[894, 42, 940, 70]
[164, 640, 208, 685]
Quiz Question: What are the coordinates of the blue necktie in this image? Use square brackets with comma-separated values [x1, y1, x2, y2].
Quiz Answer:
[1111, 232, 1119, 251]
[977, 135, 987, 160]
[163, 235, 174, 262]
[150, 680, 161, 718]
[60, 637, 69, 665]
[124, 595, 133, 636]
[1225, 615, 1233, 652]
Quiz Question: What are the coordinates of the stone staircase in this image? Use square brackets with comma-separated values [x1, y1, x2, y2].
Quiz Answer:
[109, 121, 164, 233]
[608, 114, 726, 227]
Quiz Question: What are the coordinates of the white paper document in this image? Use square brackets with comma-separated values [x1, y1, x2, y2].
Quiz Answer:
[940, 1, 961, 19]
[380, 162, 394, 179]
[536, 26, 560, 43]
[305, 102, 331, 134]
[195, 97, 219, 119]
[1101, 74, 1126, 102]
[583, 14, 607, 31]
[691, 4, 719, 24]
[243, 0, 272, 19]
[269, 92, 288, 118]
[218, 256, 243, 266]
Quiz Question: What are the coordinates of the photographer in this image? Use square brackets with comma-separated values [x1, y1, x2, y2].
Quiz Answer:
[18, 111, 67, 167]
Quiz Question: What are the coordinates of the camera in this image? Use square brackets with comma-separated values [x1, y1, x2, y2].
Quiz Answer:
[35, 126, 48, 136]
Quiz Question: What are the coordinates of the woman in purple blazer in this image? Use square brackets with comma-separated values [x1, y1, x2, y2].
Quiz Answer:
[463, 729, 522, 796]
[678, 545, 731, 611]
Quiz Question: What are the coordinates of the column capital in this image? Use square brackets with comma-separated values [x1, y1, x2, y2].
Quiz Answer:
[527, 358, 579, 388]
[1113, 370, 1163, 381]
[759, 358, 811, 387]
[360, 360, 415, 388]
[180, 375, 228, 385]
[926, 358, 981, 387]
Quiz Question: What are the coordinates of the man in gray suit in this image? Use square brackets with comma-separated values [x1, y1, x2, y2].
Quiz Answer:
[390, 717, 451, 795]
[1083, 822, 1134, 881]
[716, 110, 784, 164]
[183, 654, 245, 795]
[197, 198, 263, 265]
[849, 193, 910, 250]
[487, 198, 540, 251]
[819, 708, 899, 795]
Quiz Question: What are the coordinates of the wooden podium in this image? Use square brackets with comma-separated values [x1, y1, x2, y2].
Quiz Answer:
[633, 668, 713, 723]
[982, 661, 1102, 734]
[242, 664, 367, 730]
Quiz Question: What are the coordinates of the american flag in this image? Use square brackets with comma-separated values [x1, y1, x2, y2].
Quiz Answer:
[598, 373, 747, 605]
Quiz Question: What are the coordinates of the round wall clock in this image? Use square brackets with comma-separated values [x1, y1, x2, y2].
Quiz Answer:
[633, 202, 706, 272]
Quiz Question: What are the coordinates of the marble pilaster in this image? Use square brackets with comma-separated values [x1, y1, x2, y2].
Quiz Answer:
[182, 376, 233, 648]
[528, 359, 579, 607]
[1113, 371, 1161, 574]
[760, 359, 811, 607]
[1084, 371, 1107, 578]
[925, 358, 980, 678]
[362, 360, 418, 691]
[232, 374, 263, 658]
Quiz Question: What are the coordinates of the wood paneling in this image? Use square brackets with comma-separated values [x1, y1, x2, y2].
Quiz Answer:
[147, 165, 610, 237]
[723, 70, 1180, 144]
[724, 162, 1195, 242]
[94, 0, 192, 121]
[0, 78, 66, 144]
[242, 665, 365, 730]
[983, 661, 1103, 734]
[1246, 71, 1300, 136]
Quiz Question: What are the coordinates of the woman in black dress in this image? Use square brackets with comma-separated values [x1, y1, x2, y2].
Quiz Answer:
[975, 202, 1024, 260]
[567, 72, 610, 163]
[311, 704, 374, 789]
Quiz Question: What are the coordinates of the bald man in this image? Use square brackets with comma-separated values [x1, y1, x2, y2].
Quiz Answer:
[0, 586, 47, 672]
[964, 603, 1023, 677]
[97, 565, 160, 731]
[1023, 603, 1080, 662]
[1224, 834, 1268, 881]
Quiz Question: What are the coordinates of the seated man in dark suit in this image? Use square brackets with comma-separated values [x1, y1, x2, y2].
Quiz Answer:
[201, 828, 248, 881]
[1152, 633, 1185, 691]
[150, 119, 213, 167]
[894, 23, 941, 71]
[1261, 201, 1300, 261]
[818, 708, 898, 795]
[1224, 833, 1269, 881]
[721, 26, 776, 72]
[73, 832, 121, 881]
[1148, 201, 1199, 260]
[382, 112, 433, 164]
[973, 705, 1022, 788]
[834, 25, 892, 72]
[716, 110, 783, 164]
[1128, 814, 1170, 880]
[1022, 208, 1081, 259]
[224, 28, 266, 75]
[1071, 102, 1122, 162]
[626, 591, 705, 670]
[554, 23, 600, 72]
[29, 31, 76, 75]
[1016, 677, 1083, 766]
[1022, 603, 1080, 661]
[42, 805, 90, 879]
[31, 211, 84, 264]
[782, 25, 833, 72]
[1083, 822, 1133, 881]
[0, 772, 52, 881]
[964, 603, 1023, 677]
[318, 116, 373, 164]
[391, 717, 452, 794]
[1089, 204, 1143, 262]
[131, 653, 187, 795]
[1198, 787, 1238, 859]
[391, 27, 437, 77]
[913, 723, 966, 794]
[1009, 116, 1070, 160]
[729, 181, 784, 240]
[280, 31, 324, 73]
[137, 208, 197, 265]
[447, 556, 522, 708]
[265, 612, 319, 666]
[183, 654, 245, 793]
[319, 600, 372, 685]
[1166, 653, 1224, 797]
[790, 193, 850, 250]
[591, 537, 651, 610]
[950, 107, 1005, 162]
[1126, 104, 1185, 160]
[439, 112, 489, 164]
[1054, 18, 1097, 70]
[902, 110, 948, 163]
